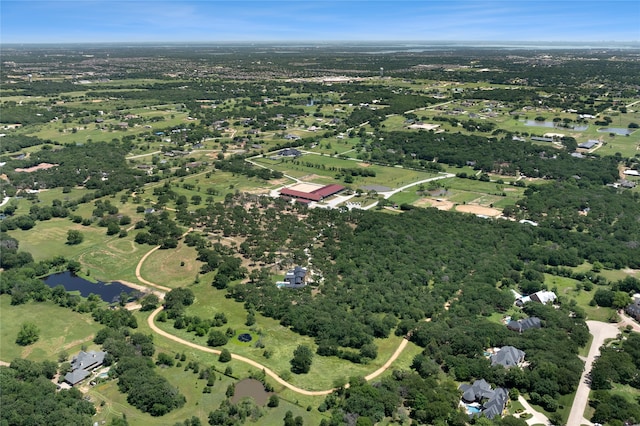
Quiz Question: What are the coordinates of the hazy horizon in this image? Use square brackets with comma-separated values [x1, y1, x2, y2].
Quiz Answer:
[1, 1, 639, 44]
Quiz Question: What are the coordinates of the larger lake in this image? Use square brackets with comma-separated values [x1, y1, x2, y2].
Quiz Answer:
[43, 271, 137, 303]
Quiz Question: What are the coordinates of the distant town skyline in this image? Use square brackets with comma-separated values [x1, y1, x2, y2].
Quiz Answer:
[1, 0, 639, 44]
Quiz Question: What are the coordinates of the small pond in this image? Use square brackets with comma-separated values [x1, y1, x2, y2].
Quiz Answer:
[524, 120, 556, 128]
[231, 379, 272, 405]
[597, 127, 634, 136]
[43, 271, 136, 303]
[238, 333, 253, 343]
[524, 120, 588, 131]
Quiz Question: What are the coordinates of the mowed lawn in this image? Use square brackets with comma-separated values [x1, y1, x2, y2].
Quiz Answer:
[254, 154, 437, 189]
[89, 362, 325, 426]
[140, 242, 205, 289]
[0, 296, 101, 363]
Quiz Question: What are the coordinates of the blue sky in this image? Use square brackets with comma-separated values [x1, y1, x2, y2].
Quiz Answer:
[1, 1, 638, 44]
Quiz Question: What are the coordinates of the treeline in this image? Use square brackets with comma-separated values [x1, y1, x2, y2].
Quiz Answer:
[589, 332, 640, 424]
[0, 360, 96, 426]
[0, 134, 59, 154]
[134, 210, 183, 249]
[5, 140, 150, 194]
[365, 131, 619, 183]
[214, 157, 283, 180]
[431, 115, 496, 132]
[94, 320, 186, 416]
[514, 182, 640, 269]
[228, 207, 536, 353]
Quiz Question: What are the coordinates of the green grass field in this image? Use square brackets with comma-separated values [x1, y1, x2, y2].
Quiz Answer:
[544, 273, 615, 322]
[82, 309, 331, 426]
[0, 296, 101, 363]
[140, 242, 205, 288]
[7, 218, 145, 283]
[253, 154, 437, 189]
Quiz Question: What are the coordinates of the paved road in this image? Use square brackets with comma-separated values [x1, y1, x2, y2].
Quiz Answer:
[518, 395, 549, 425]
[618, 311, 640, 332]
[361, 172, 455, 210]
[566, 320, 620, 426]
[125, 150, 161, 160]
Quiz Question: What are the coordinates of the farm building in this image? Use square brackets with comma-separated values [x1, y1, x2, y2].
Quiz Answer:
[578, 140, 598, 149]
[280, 183, 345, 202]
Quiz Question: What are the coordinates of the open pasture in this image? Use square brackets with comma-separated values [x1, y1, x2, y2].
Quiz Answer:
[0, 296, 101, 363]
[254, 154, 437, 188]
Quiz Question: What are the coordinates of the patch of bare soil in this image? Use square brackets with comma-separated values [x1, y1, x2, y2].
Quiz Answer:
[300, 174, 324, 181]
[455, 204, 502, 217]
[415, 197, 454, 211]
[14, 163, 58, 173]
[269, 178, 290, 186]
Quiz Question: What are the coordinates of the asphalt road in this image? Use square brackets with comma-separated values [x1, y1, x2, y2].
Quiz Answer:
[566, 320, 620, 426]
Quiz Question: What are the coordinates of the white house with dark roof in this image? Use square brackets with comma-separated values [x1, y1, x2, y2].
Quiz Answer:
[515, 290, 556, 307]
[64, 350, 106, 386]
[277, 266, 307, 289]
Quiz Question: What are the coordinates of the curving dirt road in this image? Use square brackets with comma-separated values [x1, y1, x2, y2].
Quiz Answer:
[148, 306, 410, 396]
[134, 245, 171, 292]
[148, 306, 331, 395]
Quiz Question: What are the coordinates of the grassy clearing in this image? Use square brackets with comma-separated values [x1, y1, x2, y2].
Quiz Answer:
[140, 243, 204, 289]
[83, 310, 328, 426]
[0, 296, 101, 363]
[253, 154, 437, 189]
[7, 218, 143, 283]
[545, 274, 614, 322]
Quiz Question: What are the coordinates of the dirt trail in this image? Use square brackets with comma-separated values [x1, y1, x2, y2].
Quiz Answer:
[134, 246, 171, 292]
[147, 306, 334, 396]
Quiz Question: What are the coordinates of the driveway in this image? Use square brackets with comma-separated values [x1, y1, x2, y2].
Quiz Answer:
[566, 320, 620, 426]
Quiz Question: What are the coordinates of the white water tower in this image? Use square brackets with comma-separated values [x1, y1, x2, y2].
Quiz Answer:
[379, 67, 384, 77]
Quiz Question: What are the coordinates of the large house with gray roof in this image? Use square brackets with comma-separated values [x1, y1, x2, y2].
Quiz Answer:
[459, 379, 509, 420]
[507, 317, 542, 333]
[64, 350, 106, 386]
[491, 346, 525, 368]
